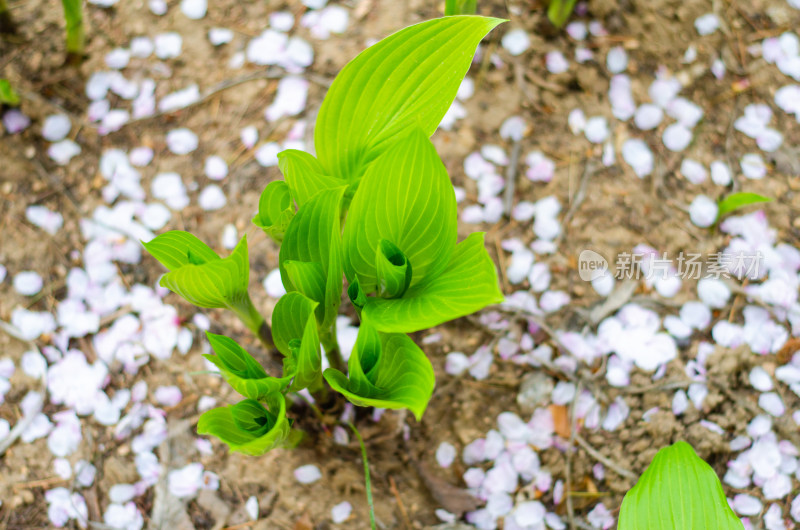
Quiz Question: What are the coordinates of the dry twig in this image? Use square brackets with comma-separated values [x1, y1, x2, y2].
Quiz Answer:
[573, 433, 637, 480]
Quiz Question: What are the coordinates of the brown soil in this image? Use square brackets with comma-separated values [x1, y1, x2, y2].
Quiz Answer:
[1, 0, 800, 529]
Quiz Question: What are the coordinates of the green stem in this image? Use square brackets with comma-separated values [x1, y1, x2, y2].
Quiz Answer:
[321, 326, 345, 373]
[348, 422, 377, 530]
[308, 370, 331, 408]
[61, 0, 84, 57]
[232, 294, 274, 351]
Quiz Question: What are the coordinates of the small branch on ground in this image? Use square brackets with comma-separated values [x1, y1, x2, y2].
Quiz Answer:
[556, 160, 595, 247]
[565, 379, 583, 530]
[573, 433, 638, 480]
[117, 70, 332, 130]
[503, 137, 523, 217]
[388, 476, 412, 530]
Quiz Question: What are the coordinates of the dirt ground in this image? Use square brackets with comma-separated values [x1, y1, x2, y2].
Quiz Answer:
[2, 0, 800, 529]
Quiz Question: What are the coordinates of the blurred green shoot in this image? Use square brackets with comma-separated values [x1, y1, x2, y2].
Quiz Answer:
[0, 79, 20, 106]
[717, 192, 773, 222]
[547, 0, 578, 28]
[61, 0, 85, 61]
[445, 0, 477, 16]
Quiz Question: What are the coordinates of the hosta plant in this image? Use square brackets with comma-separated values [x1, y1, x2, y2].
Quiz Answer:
[144, 15, 504, 459]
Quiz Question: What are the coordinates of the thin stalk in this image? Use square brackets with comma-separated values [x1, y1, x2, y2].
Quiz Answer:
[0, 0, 15, 34]
[61, 0, 85, 61]
[231, 294, 274, 351]
[348, 422, 377, 530]
[308, 370, 331, 409]
[321, 326, 345, 373]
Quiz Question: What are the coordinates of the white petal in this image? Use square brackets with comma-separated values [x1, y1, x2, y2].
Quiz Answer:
[546, 51, 569, 74]
[331, 501, 352, 524]
[695, 13, 720, 35]
[662, 123, 692, 152]
[154, 33, 182, 59]
[501, 29, 529, 56]
[294, 464, 322, 484]
[198, 185, 227, 211]
[166, 128, 198, 155]
[180, 0, 206, 19]
[41, 114, 72, 142]
[689, 195, 718, 228]
[606, 46, 628, 73]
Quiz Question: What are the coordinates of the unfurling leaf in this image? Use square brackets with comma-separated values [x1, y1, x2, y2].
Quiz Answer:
[343, 129, 502, 333]
[280, 186, 346, 329]
[363, 232, 504, 333]
[323, 324, 434, 421]
[315, 16, 504, 184]
[143, 232, 263, 331]
[204, 332, 290, 400]
[716, 192, 773, 221]
[348, 276, 367, 310]
[272, 292, 321, 392]
[278, 149, 346, 207]
[343, 128, 457, 294]
[143, 230, 220, 270]
[252, 180, 295, 242]
[197, 395, 291, 456]
[618, 441, 744, 530]
[375, 239, 412, 299]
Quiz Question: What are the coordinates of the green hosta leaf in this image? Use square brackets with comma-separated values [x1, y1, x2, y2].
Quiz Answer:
[143, 231, 263, 333]
[284, 261, 326, 307]
[375, 239, 412, 299]
[717, 192, 773, 220]
[197, 395, 291, 456]
[279, 186, 346, 330]
[204, 332, 291, 400]
[158, 237, 249, 309]
[547, 0, 578, 28]
[252, 180, 295, 242]
[348, 277, 367, 310]
[619, 441, 744, 530]
[272, 292, 321, 391]
[143, 231, 221, 271]
[0, 79, 20, 106]
[343, 128, 457, 294]
[315, 15, 504, 182]
[445, 0, 477, 16]
[323, 324, 434, 421]
[278, 149, 345, 207]
[362, 232, 504, 333]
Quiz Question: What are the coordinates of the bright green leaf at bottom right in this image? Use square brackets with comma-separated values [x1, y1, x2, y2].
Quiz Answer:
[618, 441, 744, 530]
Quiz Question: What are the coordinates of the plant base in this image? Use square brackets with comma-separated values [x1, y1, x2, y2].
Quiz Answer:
[65, 51, 86, 67]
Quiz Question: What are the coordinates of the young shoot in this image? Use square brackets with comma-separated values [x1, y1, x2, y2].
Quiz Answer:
[61, 0, 85, 62]
[547, 0, 578, 28]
